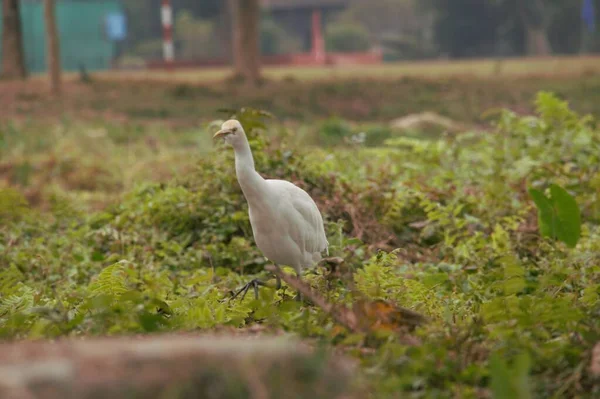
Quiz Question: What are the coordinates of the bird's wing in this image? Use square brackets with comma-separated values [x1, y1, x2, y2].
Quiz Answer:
[268, 180, 328, 255]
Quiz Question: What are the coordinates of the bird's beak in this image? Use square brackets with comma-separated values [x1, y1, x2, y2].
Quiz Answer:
[213, 129, 230, 139]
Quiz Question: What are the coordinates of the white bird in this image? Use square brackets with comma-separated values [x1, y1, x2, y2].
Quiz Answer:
[213, 119, 328, 299]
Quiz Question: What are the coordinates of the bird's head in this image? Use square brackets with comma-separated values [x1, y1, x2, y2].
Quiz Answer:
[213, 119, 246, 148]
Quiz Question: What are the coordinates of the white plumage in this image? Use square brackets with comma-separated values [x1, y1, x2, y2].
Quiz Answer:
[214, 120, 328, 275]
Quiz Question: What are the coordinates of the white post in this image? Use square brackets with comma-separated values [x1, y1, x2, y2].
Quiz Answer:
[161, 0, 174, 66]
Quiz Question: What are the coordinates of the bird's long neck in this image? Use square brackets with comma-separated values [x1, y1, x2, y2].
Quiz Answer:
[233, 138, 267, 203]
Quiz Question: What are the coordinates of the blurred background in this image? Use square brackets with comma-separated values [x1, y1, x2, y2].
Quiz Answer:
[1, 0, 599, 75]
[1, 0, 599, 127]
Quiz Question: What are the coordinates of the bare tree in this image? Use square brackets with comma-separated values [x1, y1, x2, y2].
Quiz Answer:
[517, 0, 551, 56]
[229, 0, 261, 85]
[1, 0, 27, 79]
[44, 0, 62, 94]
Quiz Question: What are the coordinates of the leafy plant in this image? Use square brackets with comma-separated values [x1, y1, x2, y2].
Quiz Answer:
[490, 352, 532, 399]
[260, 17, 302, 55]
[325, 23, 371, 53]
[529, 184, 581, 248]
[0, 188, 29, 222]
[317, 117, 353, 146]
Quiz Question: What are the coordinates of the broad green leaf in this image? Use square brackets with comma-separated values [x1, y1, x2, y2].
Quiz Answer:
[529, 184, 581, 248]
[512, 353, 533, 399]
[549, 184, 581, 248]
[490, 352, 532, 399]
[503, 277, 526, 296]
[490, 353, 513, 399]
[529, 188, 555, 238]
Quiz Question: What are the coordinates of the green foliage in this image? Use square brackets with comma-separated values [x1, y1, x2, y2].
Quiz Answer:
[175, 11, 221, 59]
[337, 0, 434, 60]
[529, 184, 581, 248]
[381, 34, 436, 61]
[361, 124, 393, 147]
[422, 0, 593, 57]
[316, 117, 353, 146]
[354, 251, 443, 317]
[260, 17, 301, 55]
[424, 0, 504, 58]
[89, 262, 129, 298]
[490, 352, 532, 399]
[0, 283, 35, 316]
[1, 95, 600, 396]
[325, 23, 371, 53]
[0, 188, 29, 222]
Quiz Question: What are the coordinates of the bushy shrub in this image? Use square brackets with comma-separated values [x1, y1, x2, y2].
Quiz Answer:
[361, 124, 393, 147]
[0, 187, 29, 222]
[260, 18, 301, 55]
[381, 34, 437, 61]
[325, 23, 371, 53]
[175, 11, 221, 59]
[317, 117, 354, 146]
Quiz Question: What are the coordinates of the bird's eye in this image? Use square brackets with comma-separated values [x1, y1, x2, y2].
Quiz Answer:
[232, 128, 238, 133]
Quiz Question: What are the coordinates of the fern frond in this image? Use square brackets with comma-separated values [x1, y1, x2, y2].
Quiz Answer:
[0, 283, 35, 316]
[0, 265, 26, 296]
[89, 261, 129, 298]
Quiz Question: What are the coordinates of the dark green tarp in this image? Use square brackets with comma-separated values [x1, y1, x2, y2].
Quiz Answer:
[0, 0, 122, 73]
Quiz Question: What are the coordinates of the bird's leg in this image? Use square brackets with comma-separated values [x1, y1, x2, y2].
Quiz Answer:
[230, 279, 267, 301]
[230, 268, 282, 301]
[294, 269, 304, 302]
[271, 265, 305, 301]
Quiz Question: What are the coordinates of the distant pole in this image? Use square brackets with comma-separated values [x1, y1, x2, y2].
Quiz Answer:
[44, 0, 61, 95]
[311, 8, 325, 65]
[161, 0, 174, 69]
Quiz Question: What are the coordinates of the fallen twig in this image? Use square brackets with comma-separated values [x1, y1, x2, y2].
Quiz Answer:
[266, 265, 428, 335]
[265, 265, 360, 333]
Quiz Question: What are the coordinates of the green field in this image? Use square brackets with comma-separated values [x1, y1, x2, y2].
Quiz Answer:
[1, 58, 600, 397]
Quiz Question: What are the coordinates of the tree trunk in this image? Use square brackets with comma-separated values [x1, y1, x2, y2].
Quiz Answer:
[230, 0, 261, 85]
[517, 0, 551, 56]
[44, 0, 62, 95]
[525, 26, 551, 56]
[1, 0, 27, 79]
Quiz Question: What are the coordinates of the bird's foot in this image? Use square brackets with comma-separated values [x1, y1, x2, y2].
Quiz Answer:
[230, 279, 266, 301]
[229, 274, 281, 301]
